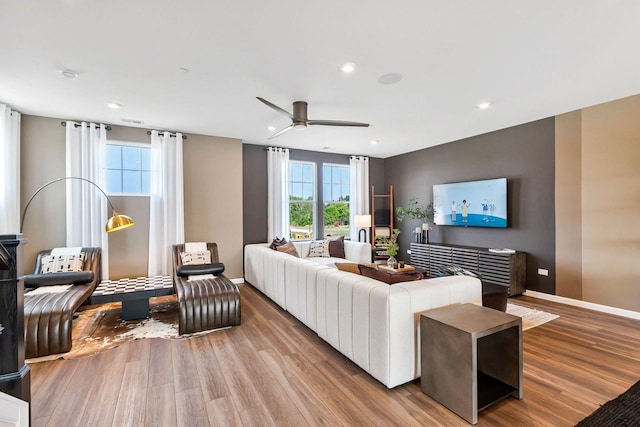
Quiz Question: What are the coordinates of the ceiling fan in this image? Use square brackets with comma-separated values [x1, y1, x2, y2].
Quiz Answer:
[257, 97, 370, 139]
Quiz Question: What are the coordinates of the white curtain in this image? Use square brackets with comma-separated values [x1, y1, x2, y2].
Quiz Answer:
[349, 156, 370, 242]
[65, 121, 109, 279]
[267, 147, 290, 241]
[0, 103, 21, 234]
[148, 130, 184, 276]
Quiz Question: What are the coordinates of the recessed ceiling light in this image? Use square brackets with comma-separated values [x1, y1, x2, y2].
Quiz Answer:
[60, 69, 78, 80]
[477, 101, 492, 109]
[378, 73, 403, 85]
[267, 125, 276, 131]
[370, 140, 380, 145]
[322, 146, 334, 150]
[107, 103, 121, 110]
[178, 67, 190, 73]
[339, 62, 356, 73]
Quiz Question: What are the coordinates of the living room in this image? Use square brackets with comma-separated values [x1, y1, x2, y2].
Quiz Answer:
[2, 2, 640, 426]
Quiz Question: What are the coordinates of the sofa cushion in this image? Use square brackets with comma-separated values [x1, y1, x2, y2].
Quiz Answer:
[41, 253, 85, 273]
[358, 264, 423, 284]
[335, 262, 361, 275]
[24, 271, 94, 287]
[276, 241, 300, 257]
[328, 236, 346, 259]
[180, 250, 211, 265]
[176, 263, 225, 277]
[309, 240, 330, 257]
[269, 237, 288, 250]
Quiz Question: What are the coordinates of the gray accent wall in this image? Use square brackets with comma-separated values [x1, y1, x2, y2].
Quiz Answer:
[242, 144, 385, 245]
[385, 118, 556, 293]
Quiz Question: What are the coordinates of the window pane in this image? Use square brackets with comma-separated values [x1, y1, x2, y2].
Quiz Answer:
[289, 202, 314, 240]
[122, 146, 140, 170]
[291, 183, 303, 200]
[106, 145, 122, 169]
[140, 148, 151, 170]
[322, 165, 331, 184]
[106, 169, 122, 193]
[122, 170, 141, 193]
[323, 183, 331, 201]
[332, 184, 340, 201]
[341, 167, 349, 183]
[303, 183, 313, 200]
[291, 163, 302, 181]
[324, 202, 350, 238]
[141, 171, 151, 193]
[302, 164, 312, 182]
[342, 184, 350, 200]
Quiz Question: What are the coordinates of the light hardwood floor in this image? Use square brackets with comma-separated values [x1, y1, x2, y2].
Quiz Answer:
[29, 283, 640, 426]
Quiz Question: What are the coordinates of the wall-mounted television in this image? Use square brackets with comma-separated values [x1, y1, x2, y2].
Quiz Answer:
[433, 178, 507, 228]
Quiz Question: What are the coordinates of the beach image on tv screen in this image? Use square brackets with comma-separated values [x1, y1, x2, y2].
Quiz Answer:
[433, 178, 507, 228]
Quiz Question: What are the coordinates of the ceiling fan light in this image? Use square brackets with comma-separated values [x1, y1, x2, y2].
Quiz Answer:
[293, 123, 307, 130]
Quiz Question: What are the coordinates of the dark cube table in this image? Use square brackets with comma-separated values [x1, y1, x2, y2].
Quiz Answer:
[421, 303, 522, 425]
[91, 275, 174, 320]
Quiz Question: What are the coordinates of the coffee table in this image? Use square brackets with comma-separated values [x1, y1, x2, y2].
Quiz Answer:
[420, 303, 522, 425]
[91, 275, 174, 320]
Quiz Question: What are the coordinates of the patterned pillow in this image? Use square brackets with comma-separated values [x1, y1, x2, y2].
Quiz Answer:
[41, 253, 85, 273]
[269, 237, 287, 250]
[308, 240, 330, 258]
[180, 250, 212, 265]
[276, 241, 299, 257]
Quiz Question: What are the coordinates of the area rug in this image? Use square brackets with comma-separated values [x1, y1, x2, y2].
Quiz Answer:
[506, 303, 559, 331]
[26, 296, 214, 362]
[576, 379, 640, 426]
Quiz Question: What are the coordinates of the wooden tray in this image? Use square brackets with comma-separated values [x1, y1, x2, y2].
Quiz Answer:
[379, 265, 416, 273]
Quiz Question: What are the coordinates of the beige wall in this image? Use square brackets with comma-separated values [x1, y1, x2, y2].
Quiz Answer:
[183, 134, 243, 278]
[555, 111, 582, 299]
[555, 95, 640, 311]
[20, 115, 244, 280]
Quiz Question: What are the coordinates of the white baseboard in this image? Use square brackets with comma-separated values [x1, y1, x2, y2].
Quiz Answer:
[524, 290, 640, 320]
[231, 278, 244, 285]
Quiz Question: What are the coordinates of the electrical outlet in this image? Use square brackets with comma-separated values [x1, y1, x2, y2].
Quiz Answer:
[538, 268, 549, 276]
[406, 249, 412, 255]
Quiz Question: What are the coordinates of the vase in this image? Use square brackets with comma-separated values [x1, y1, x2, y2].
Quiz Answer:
[387, 256, 397, 268]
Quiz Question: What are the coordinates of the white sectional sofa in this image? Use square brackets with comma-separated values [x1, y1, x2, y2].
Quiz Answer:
[244, 240, 482, 388]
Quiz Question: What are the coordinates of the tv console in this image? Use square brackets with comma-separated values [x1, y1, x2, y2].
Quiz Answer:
[410, 242, 526, 295]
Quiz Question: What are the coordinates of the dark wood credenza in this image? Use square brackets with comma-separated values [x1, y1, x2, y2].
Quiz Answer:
[410, 243, 526, 295]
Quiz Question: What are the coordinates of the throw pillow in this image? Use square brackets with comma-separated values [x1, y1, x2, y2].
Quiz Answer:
[328, 236, 346, 259]
[335, 262, 361, 275]
[276, 241, 299, 257]
[180, 250, 212, 265]
[358, 264, 423, 285]
[41, 253, 85, 273]
[308, 240, 330, 258]
[269, 237, 287, 250]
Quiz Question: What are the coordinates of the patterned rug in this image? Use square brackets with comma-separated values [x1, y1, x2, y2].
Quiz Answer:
[506, 303, 559, 331]
[26, 295, 211, 362]
[576, 379, 640, 426]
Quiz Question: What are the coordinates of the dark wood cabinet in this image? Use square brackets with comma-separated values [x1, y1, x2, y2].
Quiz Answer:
[410, 243, 526, 295]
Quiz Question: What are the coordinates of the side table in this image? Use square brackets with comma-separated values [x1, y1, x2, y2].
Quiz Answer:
[91, 275, 174, 320]
[420, 303, 522, 425]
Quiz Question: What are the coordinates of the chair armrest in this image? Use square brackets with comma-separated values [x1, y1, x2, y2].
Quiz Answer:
[24, 271, 95, 287]
[176, 263, 225, 277]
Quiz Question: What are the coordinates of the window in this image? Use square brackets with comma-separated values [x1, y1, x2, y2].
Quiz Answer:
[289, 161, 316, 240]
[323, 164, 350, 238]
[105, 142, 151, 195]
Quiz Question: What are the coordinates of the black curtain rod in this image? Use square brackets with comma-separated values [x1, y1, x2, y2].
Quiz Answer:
[60, 121, 112, 131]
[147, 130, 187, 140]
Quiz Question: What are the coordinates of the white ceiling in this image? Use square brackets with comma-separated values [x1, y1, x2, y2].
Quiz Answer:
[2, 1, 640, 158]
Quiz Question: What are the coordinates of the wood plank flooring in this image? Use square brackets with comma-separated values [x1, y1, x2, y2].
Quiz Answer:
[28, 284, 640, 426]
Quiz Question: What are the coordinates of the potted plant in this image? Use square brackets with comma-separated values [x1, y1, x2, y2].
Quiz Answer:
[386, 228, 400, 267]
[396, 198, 435, 243]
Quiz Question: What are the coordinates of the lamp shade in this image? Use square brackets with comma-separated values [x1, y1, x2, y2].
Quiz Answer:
[355, 214, 372, 228]
[106, 212, 135, 232]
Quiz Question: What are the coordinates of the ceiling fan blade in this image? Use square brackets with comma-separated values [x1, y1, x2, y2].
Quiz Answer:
[257, 97, 294, 119]
[268, 124, 294, 139]
[307, 120, 370, 127]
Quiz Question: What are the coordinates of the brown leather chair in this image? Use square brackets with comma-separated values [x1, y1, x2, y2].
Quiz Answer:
[23, 247, 101, 358]
[172, 243, 241, 334]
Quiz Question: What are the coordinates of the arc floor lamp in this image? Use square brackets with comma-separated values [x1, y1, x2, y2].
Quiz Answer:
[20, 176, 135, 233]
